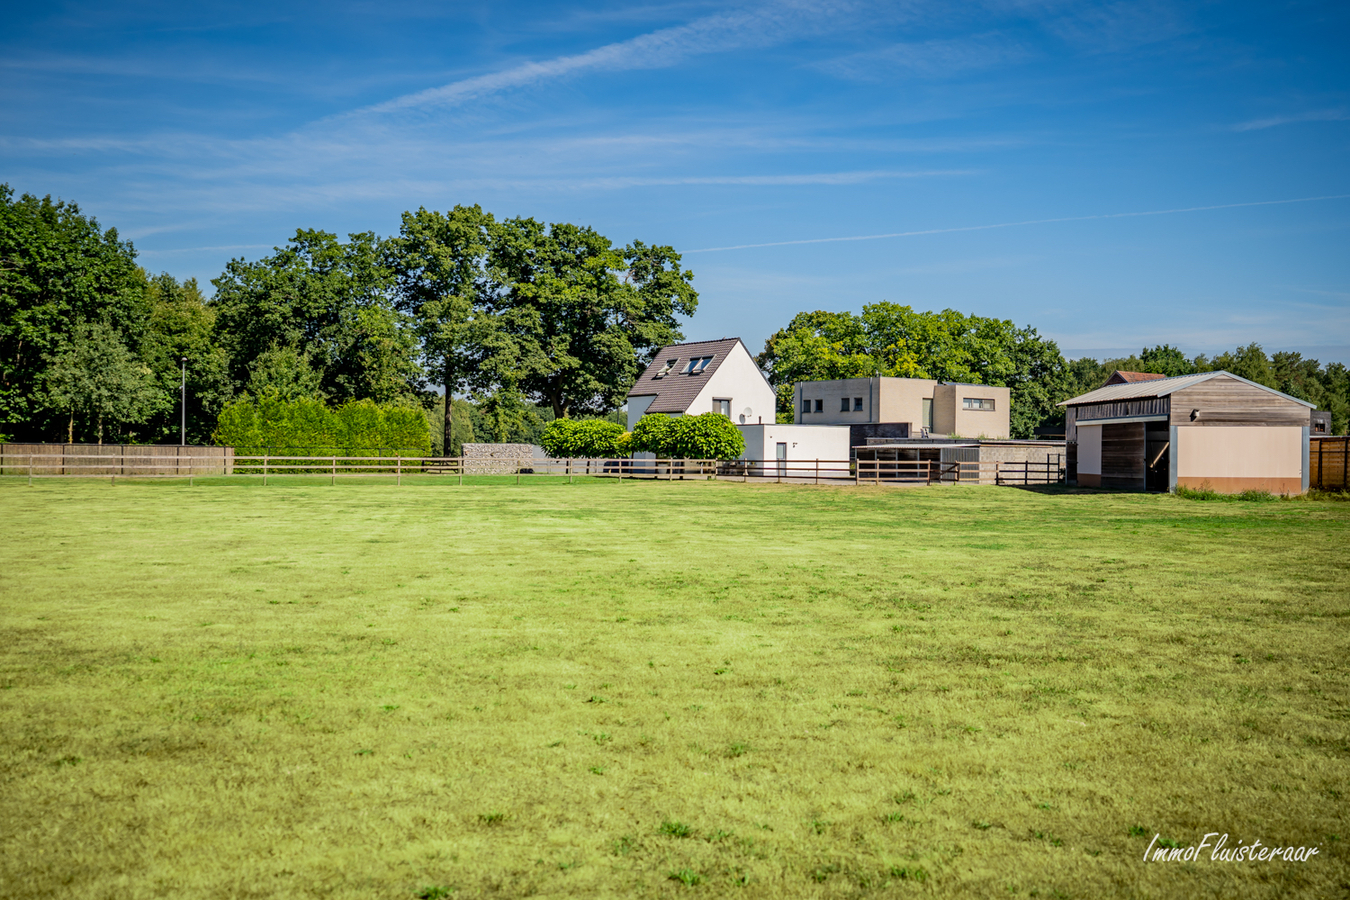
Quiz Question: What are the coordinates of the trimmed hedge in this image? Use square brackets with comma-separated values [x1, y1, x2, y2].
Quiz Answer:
[629, 412, 745, 460]
[539, 418, 627, 458]
[213, 397, 432, 457]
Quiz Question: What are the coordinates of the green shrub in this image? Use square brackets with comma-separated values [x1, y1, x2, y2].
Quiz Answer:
[539, 418, 626, 458]
[631, 412, 745, 460]
[671, 412, 745, 460]
[213, 396, 431, 458]
[629, 413, 678, 457]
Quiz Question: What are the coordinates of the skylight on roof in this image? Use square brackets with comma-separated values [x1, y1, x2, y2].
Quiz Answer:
[683, 356, 712, 374]
[654, 358, 678, 378]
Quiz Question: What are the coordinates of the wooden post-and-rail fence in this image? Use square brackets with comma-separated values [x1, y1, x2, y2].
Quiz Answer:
[0, 446, 1068, 487]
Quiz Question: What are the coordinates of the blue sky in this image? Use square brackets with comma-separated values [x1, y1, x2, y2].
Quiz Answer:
[3, 0, 1347, 364]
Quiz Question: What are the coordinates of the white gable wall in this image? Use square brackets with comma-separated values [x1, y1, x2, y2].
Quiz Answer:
[688, 343, 776, 424]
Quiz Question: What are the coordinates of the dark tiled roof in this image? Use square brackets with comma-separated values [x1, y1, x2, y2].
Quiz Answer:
[627, 338, 746, 414]
[1104, 370, 1168, 386]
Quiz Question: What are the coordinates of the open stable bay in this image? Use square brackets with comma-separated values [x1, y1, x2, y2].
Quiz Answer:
[0, 478, 1346, 898]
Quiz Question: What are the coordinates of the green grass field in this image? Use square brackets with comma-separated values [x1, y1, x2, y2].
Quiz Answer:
[1, 477, 1347, 899]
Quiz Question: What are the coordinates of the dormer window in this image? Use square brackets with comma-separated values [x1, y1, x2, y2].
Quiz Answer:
[654, 358, 678, 378]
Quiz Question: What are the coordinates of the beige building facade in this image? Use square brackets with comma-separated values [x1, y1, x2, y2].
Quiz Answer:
[793, 377, 1011, 440]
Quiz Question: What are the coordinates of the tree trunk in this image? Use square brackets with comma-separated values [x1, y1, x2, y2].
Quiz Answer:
[97, 414, 103, 445]
[67, 412, 74, 444]
[442, 360, 454, 457]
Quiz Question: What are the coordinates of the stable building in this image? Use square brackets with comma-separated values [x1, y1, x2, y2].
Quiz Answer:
[1060, 371, 1314, 493]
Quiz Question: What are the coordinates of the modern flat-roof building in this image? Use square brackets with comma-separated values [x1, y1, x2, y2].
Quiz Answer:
[1059, 370, 1314, 493]
[793, 377, 1011, 441]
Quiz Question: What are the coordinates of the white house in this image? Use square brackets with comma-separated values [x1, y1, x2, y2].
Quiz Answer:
[626, 338, 776, 429]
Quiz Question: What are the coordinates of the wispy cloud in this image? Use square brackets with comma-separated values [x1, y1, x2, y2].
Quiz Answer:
[688, 193, 1350, 252]
[816, 33, 1031, 81]
[357, 1, 859, 116]
[1233, 109, 1348, 131]
[137, 243, 274, 256]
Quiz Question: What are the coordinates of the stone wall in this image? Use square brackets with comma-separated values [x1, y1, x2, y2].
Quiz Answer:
[461, 443, 544, 475]
[976, 439, 1065, 465]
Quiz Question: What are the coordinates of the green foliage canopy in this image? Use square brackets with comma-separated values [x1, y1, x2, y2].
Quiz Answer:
[629, 412, 745, 460]
[212, 229, 420, 405]
[42, 321, 166, 443]
[486, 221, 697, 419]
[0, 185, 152, 440]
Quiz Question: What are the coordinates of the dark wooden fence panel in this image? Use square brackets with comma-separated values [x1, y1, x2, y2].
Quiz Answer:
[1311, 436, 1348, 491]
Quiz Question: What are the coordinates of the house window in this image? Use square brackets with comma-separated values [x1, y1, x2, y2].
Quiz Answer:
[963, 398, 995, 410]
[814, 399, 823, 413]
[840, 397, 850, 412]
[922, 398, 933, 430]
[853, 397, 863, 411]
[713, 399, 730, 416]
[802, 399, 811, 414]
[683, 356, 712, 374]
[654, 359, 678, 378]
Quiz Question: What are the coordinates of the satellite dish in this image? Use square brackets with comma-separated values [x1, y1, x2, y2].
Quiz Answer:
[742, 407, 753, 418]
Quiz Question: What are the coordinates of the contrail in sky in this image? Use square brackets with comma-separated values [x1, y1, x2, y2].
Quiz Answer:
[686, 193, 1350, 253]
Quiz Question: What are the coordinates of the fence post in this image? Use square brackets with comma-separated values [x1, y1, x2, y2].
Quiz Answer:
[263, 455, 268, 486]
[396, 455, 402, 486]
[516, 461, 521, 486]
[568, 458, 572, 484]
[458, 457, 463, 486]
[331, 456, 336, 486]
[28, 456, 33, 486]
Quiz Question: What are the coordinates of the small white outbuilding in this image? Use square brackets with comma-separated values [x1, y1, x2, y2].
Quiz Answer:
[736, 423, 852, 478]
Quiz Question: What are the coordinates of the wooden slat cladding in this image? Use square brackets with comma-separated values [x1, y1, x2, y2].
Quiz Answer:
[1169, 375, 1310, 427]
[1074, 397, 1169, 422]
[1311, 436, 1349, 490]
[1101, 422, 1146, 488]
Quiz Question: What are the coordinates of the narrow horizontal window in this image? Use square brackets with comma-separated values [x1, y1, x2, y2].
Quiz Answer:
[963, 398, 995, 410]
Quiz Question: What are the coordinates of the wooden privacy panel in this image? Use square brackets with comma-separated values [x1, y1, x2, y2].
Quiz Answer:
[0, 444, 232, 476]
[1311, 437, 1348, 491]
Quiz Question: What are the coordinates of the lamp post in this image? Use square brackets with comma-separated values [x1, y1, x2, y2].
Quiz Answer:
[180, 357, 187, 446]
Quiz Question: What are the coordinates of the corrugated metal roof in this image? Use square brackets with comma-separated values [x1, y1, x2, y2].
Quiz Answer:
[626, 338, 751, 414]
[1058, 370, 1316, 408]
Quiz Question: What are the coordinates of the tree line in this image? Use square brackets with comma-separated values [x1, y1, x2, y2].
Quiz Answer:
[3, 183, 1346, 446]
[0, 186, 695, 446]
